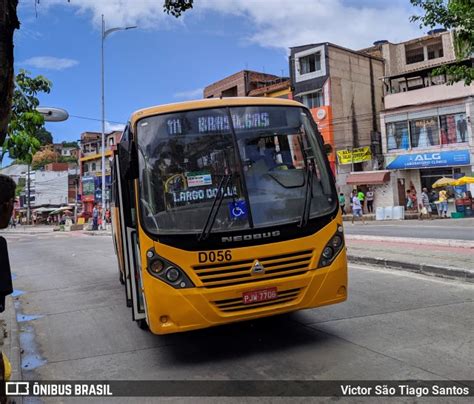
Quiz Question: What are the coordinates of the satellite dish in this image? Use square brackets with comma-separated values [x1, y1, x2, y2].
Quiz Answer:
[36, 107, 69, 122]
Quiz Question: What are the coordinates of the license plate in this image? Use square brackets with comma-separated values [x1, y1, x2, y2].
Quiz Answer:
[242, 287, 278, 304]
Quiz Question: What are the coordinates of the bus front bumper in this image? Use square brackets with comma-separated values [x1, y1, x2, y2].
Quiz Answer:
[144, 250, 347, 335]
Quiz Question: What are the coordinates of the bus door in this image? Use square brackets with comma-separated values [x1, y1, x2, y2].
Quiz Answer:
[116, 129, 147, 323]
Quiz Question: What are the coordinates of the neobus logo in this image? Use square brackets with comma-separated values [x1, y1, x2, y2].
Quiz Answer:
[221, 231, 281, 243]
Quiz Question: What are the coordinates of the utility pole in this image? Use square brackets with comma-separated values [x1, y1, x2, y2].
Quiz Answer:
[27, 164, 31, 225]
[101, 15, 136, 230]
[74, 168, 78, 224]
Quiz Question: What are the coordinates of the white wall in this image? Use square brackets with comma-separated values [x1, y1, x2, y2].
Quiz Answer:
[34, 171, 68, 206]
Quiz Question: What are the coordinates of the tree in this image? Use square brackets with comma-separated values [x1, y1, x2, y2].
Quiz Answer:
[0, 0, 194, 148]
[1, 69, 52, 164]
[31, 148, 59, 170]
[0, 0, 19, 148]
[35, 127, 53, 145]
[61, 140, 78, 148]
[410, 0, 474, 84]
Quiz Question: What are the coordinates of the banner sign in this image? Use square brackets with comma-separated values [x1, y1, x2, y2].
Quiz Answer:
[386, 149, 470, 170]
[337, 147, 372, 165]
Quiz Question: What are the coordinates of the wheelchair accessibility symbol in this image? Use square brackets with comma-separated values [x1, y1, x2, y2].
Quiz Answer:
[232, 206, 245, 217]
[229, 201, 247, 219]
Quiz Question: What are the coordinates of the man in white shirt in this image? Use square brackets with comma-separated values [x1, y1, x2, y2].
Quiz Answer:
[351, 190, 365, 224]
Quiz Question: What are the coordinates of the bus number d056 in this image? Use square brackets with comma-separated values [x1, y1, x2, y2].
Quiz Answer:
[198, 250, 232, 263]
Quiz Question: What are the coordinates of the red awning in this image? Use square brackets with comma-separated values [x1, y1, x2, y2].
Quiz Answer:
[346, 171, 391, 185]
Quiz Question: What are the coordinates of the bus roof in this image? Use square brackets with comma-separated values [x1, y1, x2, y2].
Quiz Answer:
[129, 97, 304, 127]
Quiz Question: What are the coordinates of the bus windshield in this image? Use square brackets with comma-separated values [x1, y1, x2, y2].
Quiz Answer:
[137, 105, 336, 235]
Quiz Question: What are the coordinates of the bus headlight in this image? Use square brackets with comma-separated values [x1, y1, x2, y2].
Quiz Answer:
[322, 246, 334, 260]
[146, 248, 194, 289]
[331, 235, 343, 249]
[318, 227, 345, 268]
[165, 267, 180, 282]
[149, 259, 164, 274]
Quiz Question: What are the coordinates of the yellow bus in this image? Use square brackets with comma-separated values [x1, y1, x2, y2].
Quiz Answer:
[111, 97, 347, 334]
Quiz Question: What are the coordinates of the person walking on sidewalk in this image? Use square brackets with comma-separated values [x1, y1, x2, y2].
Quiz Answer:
[0, 174, 16, 383]
[438, 189, 448, 218]
[357, 189, 365, 213]
[366, 187, 374, 213]
[351, 190, 365, 224]
[419, 187, 432, 220]
[338, 193, 346, 215]
[92, 204, 99, 230]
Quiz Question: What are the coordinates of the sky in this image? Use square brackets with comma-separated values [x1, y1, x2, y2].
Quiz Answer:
[9, 0, 426, 161]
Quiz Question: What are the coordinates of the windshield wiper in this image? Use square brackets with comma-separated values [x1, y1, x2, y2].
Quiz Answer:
[198, 174, 232, 241]
[298, 136, 315, 227]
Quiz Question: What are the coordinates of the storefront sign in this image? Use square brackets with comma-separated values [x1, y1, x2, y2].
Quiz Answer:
[386, 149, 470, 169]
[337, 147, 372, 165]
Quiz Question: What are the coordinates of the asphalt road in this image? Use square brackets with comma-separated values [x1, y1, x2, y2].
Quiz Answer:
[344, 217, 474, 241]
[3, 232, 474, 401]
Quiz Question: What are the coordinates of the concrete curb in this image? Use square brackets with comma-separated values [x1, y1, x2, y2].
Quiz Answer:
[346, 234, 474, 249]
[348, 254, 474, 283]
[82, 231, 112, 237]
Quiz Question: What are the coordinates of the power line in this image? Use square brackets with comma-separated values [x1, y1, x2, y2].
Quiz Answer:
[68, 114, 126, 125]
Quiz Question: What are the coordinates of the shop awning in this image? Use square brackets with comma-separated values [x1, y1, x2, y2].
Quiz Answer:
[346, 171, 391, 185]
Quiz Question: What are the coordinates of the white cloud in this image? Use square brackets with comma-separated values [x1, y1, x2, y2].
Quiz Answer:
[22, 56, 79, 71]
[36, 0, 179, 29]
[36, 0, 425, 50]
[105, 121, 126, 132]
[198, 0, 424, 50]
[173, 87, 204, 100]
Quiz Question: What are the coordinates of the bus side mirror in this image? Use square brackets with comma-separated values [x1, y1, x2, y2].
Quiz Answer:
[324, 143, 333, 155]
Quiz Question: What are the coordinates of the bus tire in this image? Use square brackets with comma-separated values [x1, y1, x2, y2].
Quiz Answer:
[119, 271, 125, 285]
[137, 319, 149, 331]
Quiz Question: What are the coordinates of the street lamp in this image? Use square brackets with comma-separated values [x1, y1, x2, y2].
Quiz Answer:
[101, 14, 136, 229]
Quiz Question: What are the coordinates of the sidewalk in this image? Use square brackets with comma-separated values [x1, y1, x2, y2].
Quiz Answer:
[1, 224, 112, 237]
[0, 296, 21, 382]
[346, 236, 474, 282]
[1, 225, 53, 234]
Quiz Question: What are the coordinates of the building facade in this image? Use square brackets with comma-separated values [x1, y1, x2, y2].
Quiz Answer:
[79, 131, 121, 215]
[289, 43, 385, 192]
[378, 30, 474, 209]
[204, 70, 289, 98]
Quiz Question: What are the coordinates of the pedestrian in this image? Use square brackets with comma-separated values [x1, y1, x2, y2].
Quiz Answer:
[366, 187, 374, 213]
[92, 203, 99, 230]
[438, 189, 448, 218]
[0, 174, 16, 382]
[406, 189, 414, 210]
[338, 193, 346, 215]
[419, 187, 432, 220]
[9, 216, 16, 229]
[357, 189, 365, 212]
[351, 190, 365, 224]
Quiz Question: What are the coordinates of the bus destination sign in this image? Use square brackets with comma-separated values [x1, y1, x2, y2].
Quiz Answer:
[167, 112, 270, 136]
